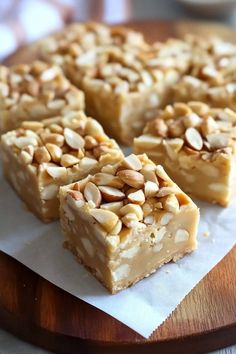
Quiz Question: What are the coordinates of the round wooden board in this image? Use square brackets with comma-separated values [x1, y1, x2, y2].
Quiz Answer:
[1, 20, 236, 354]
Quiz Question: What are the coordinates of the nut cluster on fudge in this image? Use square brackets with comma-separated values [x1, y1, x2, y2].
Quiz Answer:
[39, 22, 147, 69]
[65, 154, 190, 239]
[142, 101, 236, 159]
[0, 61, 84, 134]
[72, 39, 191, 94]
[175, 36, 236, 107]
[2, 111, 123, 186]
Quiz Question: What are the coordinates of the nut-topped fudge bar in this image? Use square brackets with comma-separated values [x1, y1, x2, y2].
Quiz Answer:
[0, 61, 84, 134]
[38, 22, 148, 67]
[174, 37, 236, 110]
[1, 111, 123, 222]
[60, 153, 199, 294]
[53, 40, 190, 144]
[134, 102, 236, 206]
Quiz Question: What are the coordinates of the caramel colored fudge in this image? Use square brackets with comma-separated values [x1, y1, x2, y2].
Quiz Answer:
[134, 102, 236, 206]
[60, 154, 199, 294]
[68, 41, 190, 144]
[0, 61, 84, 134]
[38, 22, 147, 67]
[174, 37, 236, 110]
[1, 111, 123, 222]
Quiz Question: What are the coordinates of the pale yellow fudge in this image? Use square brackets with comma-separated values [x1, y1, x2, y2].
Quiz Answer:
[134, 102, 236, 206]
[66, 40, 190, 145]
[60, 153, 199, 294]
[174, 36, 236, 110]
[1, 111, 123, 222]
[0, 61, 84, 134]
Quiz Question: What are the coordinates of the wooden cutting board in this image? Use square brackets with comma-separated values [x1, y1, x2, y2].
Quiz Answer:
[0, 20, 236, 354]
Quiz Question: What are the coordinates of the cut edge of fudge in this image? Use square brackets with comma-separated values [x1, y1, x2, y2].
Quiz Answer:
[134, 101, 236, 206]
[1, 110, 123, 222]
[59, 153, 199, 294]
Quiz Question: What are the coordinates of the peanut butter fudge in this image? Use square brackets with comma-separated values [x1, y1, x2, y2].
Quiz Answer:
[1, 111, 123, 222]
[64, 40, 190, 145]
[134, 102, 236, 206]
[0, 61, 84, 134]
[174, 37, 236, 110]
[38, 22, 147, 68]
[60, 153, 199, 294]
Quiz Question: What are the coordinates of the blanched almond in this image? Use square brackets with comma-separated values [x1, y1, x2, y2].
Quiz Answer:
[121, 213, 138, 228]
[164, 138, 184, 160]
[85, 118, 104, 136]
[185, 127, 203, 151]
[19, 150, 33, 165]
[110, 220, 122, 235]
[21, 121, 44, 131]
[15, 136, 38, 149]
[46, 166, 67, 180]
[184, 113, 201, 128]
[157, 186, 177, 197]
[123, 154, 142, 171]
[201, 116, 217, 137]
[141, 166, 159, 184]
[46, 143, 62, 162]
[163, 194, 179, 213]
[127, 189, 145, 205]
[64, 127, 85, 149]
[93, 173, 124, 188]
[144, 181, 159, 197]
[34, 146, 51, 164]
[99, 186, 125, 202]
[79, 157, 97, 170]
[120, 203, 143, 221]
[117, 169, 144, 188]
[41, 132, 64, 147]
[68, 190, 85, 201]
[84, 182, 102, 207]
[61, 154, 79, 167]
[100, 201, 124, 214]
[155, 165, 171, 181]
[90, 209, 118, 233]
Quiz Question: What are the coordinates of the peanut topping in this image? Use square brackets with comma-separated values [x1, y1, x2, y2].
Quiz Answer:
[0, 61, 84, 134]
[138, 102, 236, 156]
[116, 169, 144, 189]
[3, 110, 123, 178]
[66, 154, 189, 235]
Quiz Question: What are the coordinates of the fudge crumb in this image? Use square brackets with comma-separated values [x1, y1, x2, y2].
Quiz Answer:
[203, 231, 210, 237]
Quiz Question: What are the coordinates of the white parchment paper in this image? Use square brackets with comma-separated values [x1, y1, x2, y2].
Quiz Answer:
[0, 164, 235, 338]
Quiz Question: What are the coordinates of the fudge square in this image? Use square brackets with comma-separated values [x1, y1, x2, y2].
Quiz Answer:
[0, 61, 84, 134]
[56, 40, 190, 145]
[134, 102, 236, 206]
[59, 153, 199, 294]
[38, 21, 147, 67]
[1, 111, 123, 222]
[174, 36, 236, 110]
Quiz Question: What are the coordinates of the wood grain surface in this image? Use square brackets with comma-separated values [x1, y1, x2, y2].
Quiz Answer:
[0, 20, 236, 354]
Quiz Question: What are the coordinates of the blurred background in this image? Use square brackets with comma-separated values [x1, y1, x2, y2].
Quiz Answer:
[1, 0, 236, 60]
